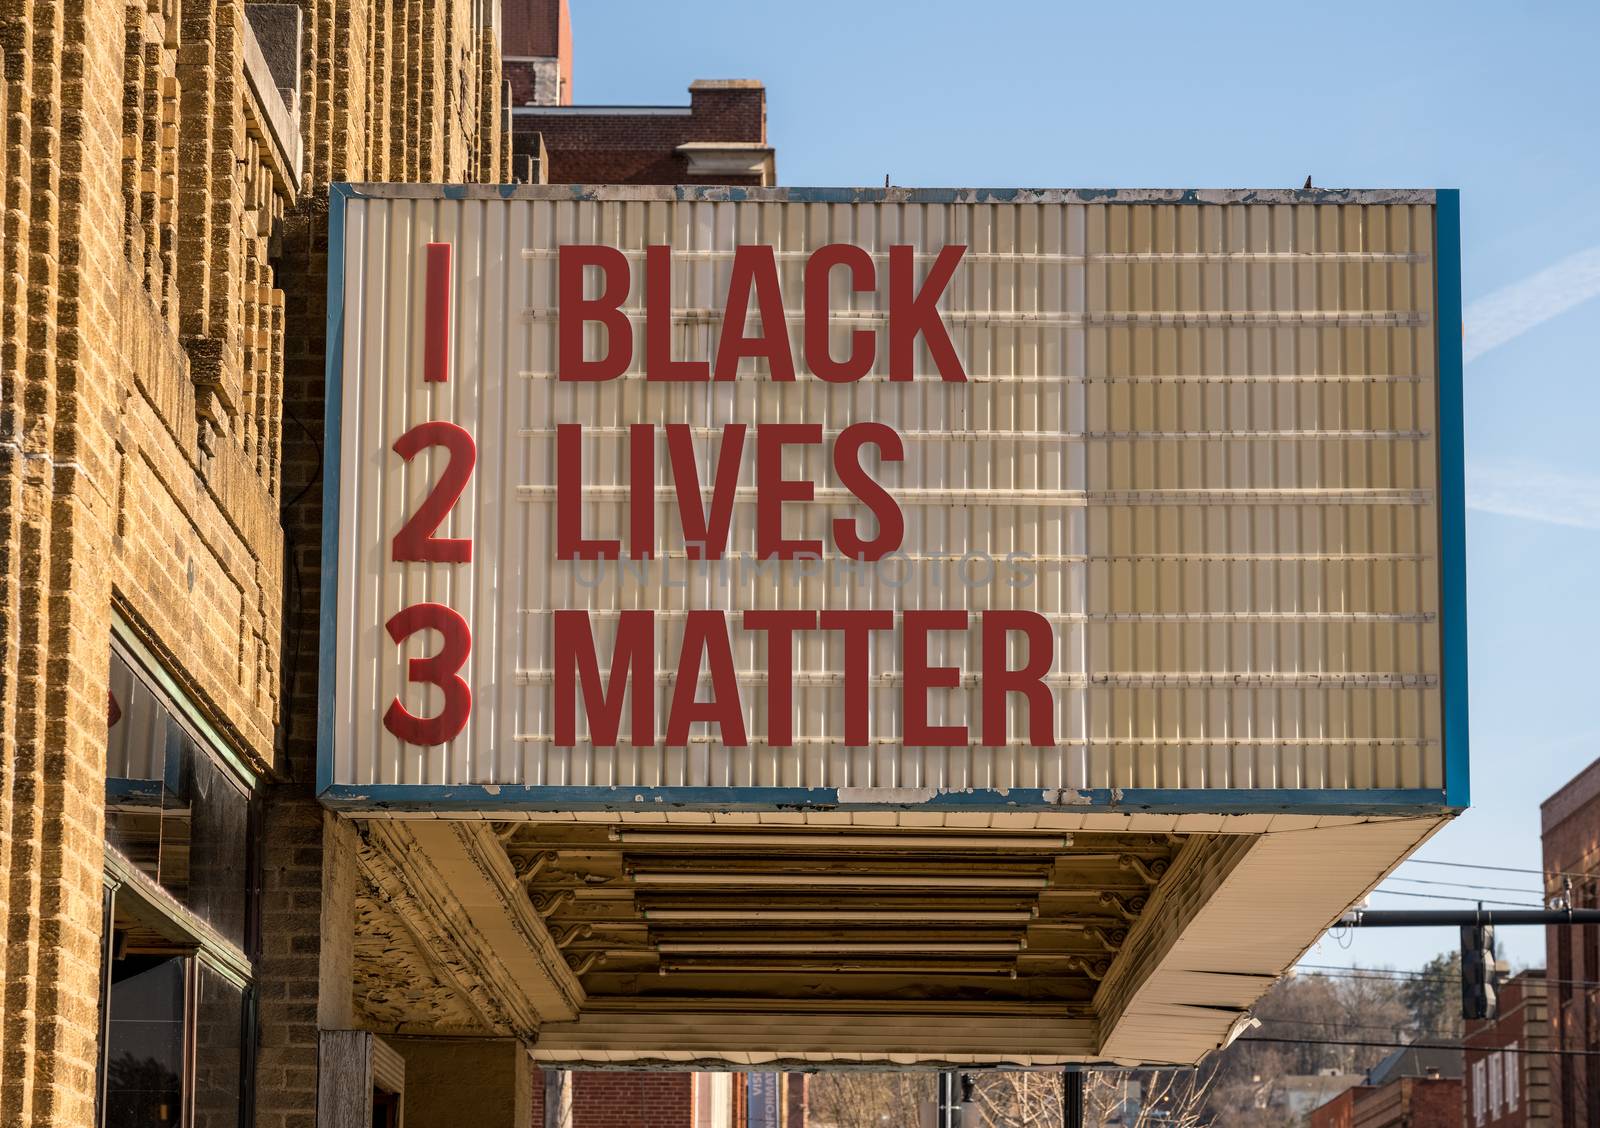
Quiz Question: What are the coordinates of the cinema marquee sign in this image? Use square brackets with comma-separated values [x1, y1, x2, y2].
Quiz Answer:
[321, 185, 1465, 815]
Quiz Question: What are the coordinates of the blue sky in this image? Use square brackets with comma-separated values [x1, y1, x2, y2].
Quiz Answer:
[573, 0, 1600, 971]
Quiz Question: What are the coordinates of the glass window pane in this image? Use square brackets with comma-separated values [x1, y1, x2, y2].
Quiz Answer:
[193, 962, 245, 1128]
[103, 955, 185, 1128]
[173, 735, 250, 948]
[105, 655, 169, 882]
[106, 650, 253, 948]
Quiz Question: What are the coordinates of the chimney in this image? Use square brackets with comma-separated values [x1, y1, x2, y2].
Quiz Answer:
[502, 0, 572, 107]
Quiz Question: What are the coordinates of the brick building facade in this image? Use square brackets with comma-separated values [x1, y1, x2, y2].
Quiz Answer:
[1311, 1048, 1464, 1128]
[0, 0, 509, 1124]
[1311, 1077, 1464, 1128]
[504, 0, 572, 107]
[1464, 971, 1552, 1127]
[504, 0, 773, 185]
[1541, 758, 1600, 1128]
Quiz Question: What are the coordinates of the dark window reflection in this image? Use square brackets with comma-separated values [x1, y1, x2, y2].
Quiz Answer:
[103, 955, 185, 1128]
[106, 652, 251, 948]
[192, 963, 244, 1128]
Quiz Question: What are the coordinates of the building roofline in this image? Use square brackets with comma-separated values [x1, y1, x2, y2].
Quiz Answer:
[336, 184, 1440, 205]
[1542, 756, 1600, 831]
[511, 105, 693, 116]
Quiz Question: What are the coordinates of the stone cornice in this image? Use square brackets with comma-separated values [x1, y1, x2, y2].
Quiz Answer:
[356, 821, 583, 1037]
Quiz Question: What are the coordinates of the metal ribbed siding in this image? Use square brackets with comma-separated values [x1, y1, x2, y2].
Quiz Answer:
[1082, 202, 1441, 791]
[327, 188, 1446, 798]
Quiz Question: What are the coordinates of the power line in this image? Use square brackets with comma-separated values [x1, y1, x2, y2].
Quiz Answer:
[1366, 889, 1545, 909]
[1256, 1016, 1467, 1036]
[1299, 964, 1600, 993]
[1299, 963, 1449, 980]
[1240, 1035, 1600, 1060]
[1405, 858, 1597, 883]
[1305, 966, 1459, 979]
[1384, 876, 1546, 897]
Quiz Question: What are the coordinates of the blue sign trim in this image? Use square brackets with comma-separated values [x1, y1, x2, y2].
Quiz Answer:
[320, 782, 1452, 817]
[1434, 190, 1470, 810]
[316, 184, 353, 799]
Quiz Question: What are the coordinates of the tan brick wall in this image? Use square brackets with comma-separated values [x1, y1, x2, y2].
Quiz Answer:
[0, 0, 511, 1124]
[0, 1, 127, 1124]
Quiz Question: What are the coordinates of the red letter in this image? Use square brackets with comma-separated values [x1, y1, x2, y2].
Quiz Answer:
[820, 610, 893, 746]
[646, 245, 708, 382]
[715, 245, 794, 381]
[666, 424, 745, 559]
[384, 603, 472, 746]
[666, 611, 746, 746]
[556, 424, 620, 559]
[889, 245, 966, 382]
[629, 424, 655, 558]
[903, 610, 968, 746]
[558, 245, 632, 381]
[756, 423, 822, 559]
[981, 611, 1055, 747]
[832, 422, 904, 561]
[804, 244, 875, 382]
[553, 610, 654, 746]
[744, 611, 816, 747]
[424, 242, 451, 383]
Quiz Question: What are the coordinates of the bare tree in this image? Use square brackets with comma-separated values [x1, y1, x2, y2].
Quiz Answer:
[806, 1068, 1217, 1128]
[806, 1072, 936, 1128]
[969, 1070, 1061, 1126]
[803, 963, 1455, 1128]
[962, 1066, 1216, 1127]
[1082, 1067, 1217, 1127]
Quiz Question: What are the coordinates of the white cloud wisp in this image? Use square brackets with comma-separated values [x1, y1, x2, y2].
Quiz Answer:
[1467, 459, 1600, 531]
[1464, 245, 1600, 363]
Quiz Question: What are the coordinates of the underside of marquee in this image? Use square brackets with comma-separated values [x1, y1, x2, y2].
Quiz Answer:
[344, 810, 1445, 1067]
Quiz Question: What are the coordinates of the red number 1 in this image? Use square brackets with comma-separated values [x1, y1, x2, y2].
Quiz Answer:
[383, 602, 472, 745]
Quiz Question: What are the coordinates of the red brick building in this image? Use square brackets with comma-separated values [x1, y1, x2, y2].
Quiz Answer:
[1464, 971, 1552, 1127]
[1315, 1086, 1362, 1128]
[1310, 1078, 1463, 1128]
[1311, 1048, 1463, 1128]
[505, 0, 573, 106]
[503, 0, 774, 185]
[1541, 759, 1600, 1127]
[530, 1072, 806, 1128]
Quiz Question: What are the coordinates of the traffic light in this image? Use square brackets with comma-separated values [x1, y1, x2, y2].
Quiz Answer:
[1461, 922, 1498, 1021]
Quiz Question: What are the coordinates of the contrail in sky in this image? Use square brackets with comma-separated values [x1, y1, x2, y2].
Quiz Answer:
[1464, 245, 1600, 362]
[1467, 459, 1600, 531]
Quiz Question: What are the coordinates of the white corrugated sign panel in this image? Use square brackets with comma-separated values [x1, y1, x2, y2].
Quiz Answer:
[325, 187, 1453, 801]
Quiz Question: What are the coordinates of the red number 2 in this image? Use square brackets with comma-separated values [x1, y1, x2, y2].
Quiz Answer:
[384, 603, 472, 745]
[392, 420, 476, 562]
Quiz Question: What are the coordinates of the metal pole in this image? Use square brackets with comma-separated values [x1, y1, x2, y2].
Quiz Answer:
[1062, 1070, 1085, 1128]
[938, 1070, 958, 1128]
[543, 1069, 572, 1128]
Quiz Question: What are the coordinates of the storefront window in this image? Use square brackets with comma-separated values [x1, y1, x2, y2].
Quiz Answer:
[192, 962, 246, 1128]
[106, 650, 253, 950]
[102, 956, 185, 1128]
[100, 638, 257, 1128]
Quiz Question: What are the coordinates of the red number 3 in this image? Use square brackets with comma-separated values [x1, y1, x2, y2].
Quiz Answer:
[383, 603, 472, 745]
